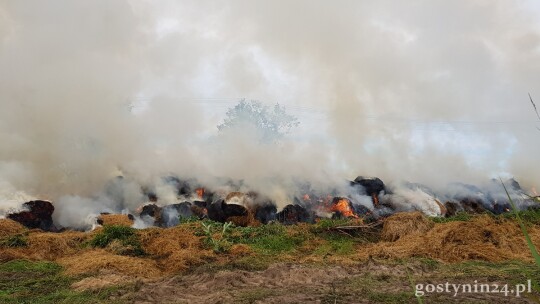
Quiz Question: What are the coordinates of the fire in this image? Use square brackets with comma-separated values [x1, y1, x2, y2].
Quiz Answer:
[330, 198, 358, 218]
[371, 193, 379, 206]
[196, 188, 205, 199]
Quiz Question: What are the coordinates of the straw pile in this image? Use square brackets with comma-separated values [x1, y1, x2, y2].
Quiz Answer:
[139, 226, 212, 273]
[58, 249, 162, 278]
[380, 211, 434, 241]
[0, 230, 89, 262]
[0, 219, 26, 238]
[98, 214, 133, 227]
[364, 214, 540, 262]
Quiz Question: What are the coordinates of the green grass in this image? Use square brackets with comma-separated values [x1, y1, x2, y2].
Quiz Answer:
[226, 223, 306, 255]
[314, 235, 355, 256]
[499, 207, 540, 225]
[0, 260, 124, 304]
[431, 212, 472, 223]
[430, 207, 540, 226]
[89, 225, 145, 256]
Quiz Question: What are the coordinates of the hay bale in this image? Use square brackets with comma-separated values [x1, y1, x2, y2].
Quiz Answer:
[97, 214, 133, 227]
[381, 211, 434, 241]
[58, 249, 162, 278]
[0, 219, 26, 238]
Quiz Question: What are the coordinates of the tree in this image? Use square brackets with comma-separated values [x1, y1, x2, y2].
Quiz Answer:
[217, 99, 299, 141]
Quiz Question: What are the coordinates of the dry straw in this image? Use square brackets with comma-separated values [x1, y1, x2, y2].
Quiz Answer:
[366, 212, 540, 262]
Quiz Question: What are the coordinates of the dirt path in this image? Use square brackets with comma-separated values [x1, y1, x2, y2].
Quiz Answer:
[117, 261, 536, 304]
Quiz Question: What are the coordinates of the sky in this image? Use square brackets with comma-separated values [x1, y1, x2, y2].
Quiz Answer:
[1, 0, 540, 202]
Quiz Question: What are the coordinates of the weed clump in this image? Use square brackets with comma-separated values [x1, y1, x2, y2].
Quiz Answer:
[90, 225, 145, 256]
[0, 233, 28, 248]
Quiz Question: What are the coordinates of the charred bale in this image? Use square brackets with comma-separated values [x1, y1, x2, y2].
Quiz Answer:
[140, 204, 161, 218]
[460, 198, 486, 214]
[7, 200, 57, 231]
[353, 176, 385, 195]
[161, 202, 193, 227]
[254, 204, 277, 224]
[139, 204, 162, 226]
[351, 176, 385, 206]
[276, 204, 313, 225]
[489, 202, 511, 215]
[444, 201, 461, 217]
[207, 199, 249, 223]
[223, 203, 248, 218]
[190, 200, 209, 219]
[193, 200, 207, 209]
[207, 199, 227, 222]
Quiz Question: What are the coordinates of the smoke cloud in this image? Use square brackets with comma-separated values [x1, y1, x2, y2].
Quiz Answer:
[1, 1, 540, 226]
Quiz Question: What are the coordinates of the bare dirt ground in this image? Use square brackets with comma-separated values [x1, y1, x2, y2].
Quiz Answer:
[116, 261, 537, 304]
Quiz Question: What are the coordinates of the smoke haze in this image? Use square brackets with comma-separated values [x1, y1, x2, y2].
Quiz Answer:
[1, 1, 540, 225]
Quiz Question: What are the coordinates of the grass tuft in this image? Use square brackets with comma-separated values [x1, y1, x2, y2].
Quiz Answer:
[0, 260, 123, 304]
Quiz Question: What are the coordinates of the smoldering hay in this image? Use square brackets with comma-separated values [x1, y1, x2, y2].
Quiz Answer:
[1, 1, 540, 228]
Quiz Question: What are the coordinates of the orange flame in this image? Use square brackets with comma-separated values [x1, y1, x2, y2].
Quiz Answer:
[371, 193, 379, 206]
[330, 199, 358, 218]
[196, 188, 205, 199]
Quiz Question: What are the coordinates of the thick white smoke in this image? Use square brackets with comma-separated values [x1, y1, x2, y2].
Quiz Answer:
[1, 1, 540, 227]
